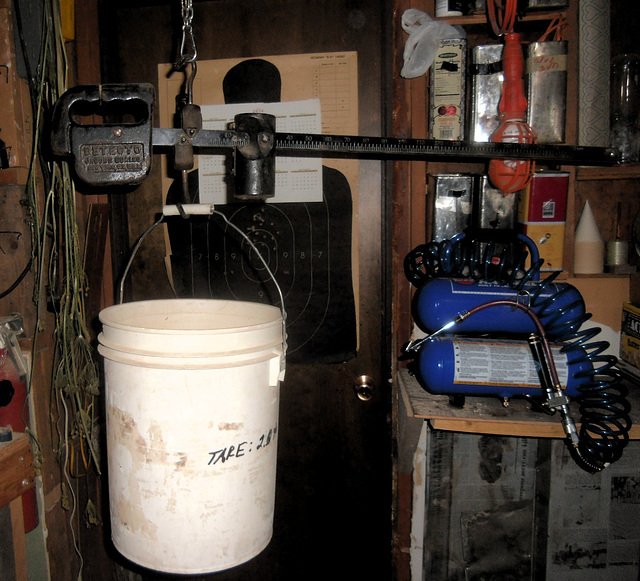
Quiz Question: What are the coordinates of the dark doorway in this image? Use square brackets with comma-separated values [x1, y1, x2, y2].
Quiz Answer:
[98, 2, 392, 580]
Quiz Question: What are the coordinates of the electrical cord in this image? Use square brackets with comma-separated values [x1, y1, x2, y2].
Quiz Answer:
[118, 215, 165, 304]
[487, 0, 518, 37]
[0, 259, 32, 299]
[539, 14, 568, 41]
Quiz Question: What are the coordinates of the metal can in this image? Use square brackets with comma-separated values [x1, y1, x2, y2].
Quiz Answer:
[525, 0, 567, 7]
[430, 174, 473, 241]
[430, 38, 467, 141]
[526, 41, 568, 143]
[475, 175, 517, 231]
[470, 44, 504, 142]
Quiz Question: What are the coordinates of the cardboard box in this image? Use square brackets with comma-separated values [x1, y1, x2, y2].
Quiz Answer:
[620, 302, 640, 368]
[517, 171, 569, 223]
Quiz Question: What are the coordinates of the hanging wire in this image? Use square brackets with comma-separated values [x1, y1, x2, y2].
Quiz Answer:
[487, 0, 518, 36]
[539, 14, 568, 41]
[0, 259, 32, 299]
[14, 0, 100, 577]
[118, 215, 165, 304]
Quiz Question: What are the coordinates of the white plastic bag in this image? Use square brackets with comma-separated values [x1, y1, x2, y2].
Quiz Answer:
[400, 9, 466, 79]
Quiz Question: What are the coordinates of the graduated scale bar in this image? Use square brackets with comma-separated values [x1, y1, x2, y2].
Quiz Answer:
[151, 128, 619, 166]
[273, 133, 619, 165]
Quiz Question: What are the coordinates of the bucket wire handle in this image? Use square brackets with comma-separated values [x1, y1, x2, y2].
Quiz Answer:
[210, 209, 288, 358]
[117, 207, 288, 353]
[118, 215, 165, 305]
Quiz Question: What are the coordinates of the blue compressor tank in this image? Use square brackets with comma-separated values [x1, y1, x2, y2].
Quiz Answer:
[412, 278, 586, 339]
[416, 336, 592, 400]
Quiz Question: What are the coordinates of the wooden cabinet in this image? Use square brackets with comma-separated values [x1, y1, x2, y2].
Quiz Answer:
[390, 2, 640, 577]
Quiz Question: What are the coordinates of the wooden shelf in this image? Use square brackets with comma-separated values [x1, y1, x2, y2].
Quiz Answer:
[0, 432, 35, 507]
[437, 9, 565, 26]
[575, 164, 640, 181]
[398, 367, 640, 439]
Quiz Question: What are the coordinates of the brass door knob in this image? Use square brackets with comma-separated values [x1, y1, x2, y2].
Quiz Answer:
[353, 375, 374, 401]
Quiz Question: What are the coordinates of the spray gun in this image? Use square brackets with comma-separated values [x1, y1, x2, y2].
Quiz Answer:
[527, 332, 579, 445]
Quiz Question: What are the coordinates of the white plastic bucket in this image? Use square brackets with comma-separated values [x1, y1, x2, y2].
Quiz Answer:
[98, 299, 286, 574]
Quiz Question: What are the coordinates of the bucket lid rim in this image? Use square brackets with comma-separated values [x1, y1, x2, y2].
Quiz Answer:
[99, 299, 283, 332]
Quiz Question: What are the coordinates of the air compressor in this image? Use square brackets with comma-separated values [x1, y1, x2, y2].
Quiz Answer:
[402, 234, 632, 473]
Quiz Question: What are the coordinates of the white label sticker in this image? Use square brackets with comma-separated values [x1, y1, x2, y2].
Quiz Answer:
[452, 339, 569, 389]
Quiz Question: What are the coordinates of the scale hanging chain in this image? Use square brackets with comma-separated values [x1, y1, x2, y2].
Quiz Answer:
[173, 0, 197, 72]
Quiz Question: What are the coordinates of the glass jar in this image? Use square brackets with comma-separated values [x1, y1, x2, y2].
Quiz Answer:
[610, 54, 640, 163]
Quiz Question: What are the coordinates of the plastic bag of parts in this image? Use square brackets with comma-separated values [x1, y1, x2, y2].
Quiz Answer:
[400, 9, 466, 79]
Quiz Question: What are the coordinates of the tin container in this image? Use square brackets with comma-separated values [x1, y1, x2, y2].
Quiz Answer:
[526, 41, 568, 143]
[475, 176, 517, 231]
[517, 171, 569, 271]
[472, 175, 518, 261]
[435, 0, 463, 17]
[431, 174, 473, 241]
[430, 38, 467, 141]
[470, 45, 504, 142]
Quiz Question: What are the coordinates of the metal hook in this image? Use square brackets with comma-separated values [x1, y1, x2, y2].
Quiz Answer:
[179, 24, 197, 64]
[185, 60, 197, 104]
[172, 0, 197, 72]
[515, 289, 531, 309]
